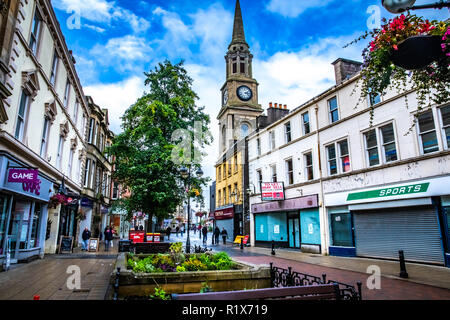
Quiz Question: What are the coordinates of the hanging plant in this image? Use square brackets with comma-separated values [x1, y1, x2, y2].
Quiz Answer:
[49, 194, 69, 209]
[348, 14, 449, 123]
[188, 188, 201, 198]
[195, 211, 207, 218]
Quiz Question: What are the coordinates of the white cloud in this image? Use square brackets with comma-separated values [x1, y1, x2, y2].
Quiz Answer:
[84, 76, 146, 134]
[53, 0, 150, 33]
[266, 0, 336, 18]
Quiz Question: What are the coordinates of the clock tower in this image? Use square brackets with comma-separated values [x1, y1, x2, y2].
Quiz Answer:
[218, 0, 263, 155]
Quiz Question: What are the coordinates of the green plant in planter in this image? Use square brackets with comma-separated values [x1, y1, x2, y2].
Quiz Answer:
[348, 14, 449, 125]
[150, 287, 170, 300]
[200, 282, 213, 293]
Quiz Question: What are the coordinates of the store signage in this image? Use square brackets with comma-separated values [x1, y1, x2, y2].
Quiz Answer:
[347, 183, 430, 201]
[252, 195, 318, 214]
[261, 182, 285, 201]
[7, 169, 41, 196]
[80, 198, 94, 208]
[215, 207, 234, 220]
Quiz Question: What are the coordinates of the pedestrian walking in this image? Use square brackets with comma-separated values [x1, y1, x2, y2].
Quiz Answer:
[104, 226, 113, 252]
[176, 226, 180, 237]
[221, 228, 228, 245]
[198, 225, 202, 240]
[166, 226, 172, 240]
[193, 225, 197, 235]
[202, 225, 208, 245]
[180, 225, 185, 237]
[81, 227, 91, 251]
[214, 226, 220, 245]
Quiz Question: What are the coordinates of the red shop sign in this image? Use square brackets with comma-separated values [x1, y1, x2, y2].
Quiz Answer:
[214, 207, 234, 220]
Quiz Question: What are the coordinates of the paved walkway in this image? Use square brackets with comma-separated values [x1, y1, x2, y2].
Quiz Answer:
[0, 240, 119, 300]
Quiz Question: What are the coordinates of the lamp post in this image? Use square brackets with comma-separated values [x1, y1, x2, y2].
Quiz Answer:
[181, 166, 203, 254]
[381, 0, 449, 13]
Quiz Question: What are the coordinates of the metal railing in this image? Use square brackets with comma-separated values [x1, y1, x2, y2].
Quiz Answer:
[270, 263, 362, 300]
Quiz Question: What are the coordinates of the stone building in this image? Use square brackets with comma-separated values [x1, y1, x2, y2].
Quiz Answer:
[248, 57, 450, 267]
[0, 0, 90, 263]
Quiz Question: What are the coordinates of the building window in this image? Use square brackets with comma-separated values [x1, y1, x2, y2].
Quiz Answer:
[269, 131, 275, 150]
[40, 118, 50, 157]
[63, 80, 71, 107]
[112, 182, 119, 199]
[364, 129, 379, 167]
[94, 122, 99, 145]
[73, 100, 79, 125]
[330, 212, 353, 247]
[217, 190, 221, 207]
[369, 92, 381, 106]
[218, 166, 222, 181]
[50, 50, 58, 86]
[29, 8, 42, 55]
[222, 164, 226, 180]
[88, 118, 95, 143]
[271, 165, 277, 183]
[56, 136, 64, 170]
[234, 155, 238, 173]
[223, 188, 227, 205]
[440, 105, 450, 149]
[257, 138, 261, 156]
[256, 169, 263, 191]
[84, 159, 91, 188]
[326, 144, 338, 176]
[68, 148, 74, 179]
[338, 140, 351, 173]
[328, 97, 339, 123]
[304, 152, 314, 181]
[14, 91, 30, 141]
[81, 114, 86, 139]
[285, 159, 294, 185]
[232, 57, 237, 74]
[302, 112, 310, 135]
[241, 123, 249, 138]
[240, 57, 245, 74]
[100, 133, 104, 152]
[284, 122, 291, 143]
[228, 161, 232, 176]
[0, 195, 9, 255]
[90, 161, 96, 189]
[380, 123, 398, 163]
[418, 111, 439, 154]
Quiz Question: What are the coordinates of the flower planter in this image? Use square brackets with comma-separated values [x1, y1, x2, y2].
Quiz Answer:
[110, 253, 271, 299]
[390, 35, 446, 70]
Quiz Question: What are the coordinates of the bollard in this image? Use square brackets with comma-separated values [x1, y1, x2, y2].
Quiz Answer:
[240, 237, 244, 250]
[399, 250, 409, 279]
[357, 281, 363, 301]
[322, 274, 327, 284]
[271, 240, 276, 255]
[33, 295, 40, 300]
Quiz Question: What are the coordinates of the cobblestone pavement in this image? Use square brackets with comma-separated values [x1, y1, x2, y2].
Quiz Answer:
[0, 240, 118, 300]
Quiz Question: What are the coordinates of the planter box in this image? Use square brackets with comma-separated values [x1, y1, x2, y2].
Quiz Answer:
[110, 253, 271, 299]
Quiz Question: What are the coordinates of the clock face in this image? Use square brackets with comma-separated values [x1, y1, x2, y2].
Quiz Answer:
[223, 89, 229, 105]
[237, 86, 252, 101]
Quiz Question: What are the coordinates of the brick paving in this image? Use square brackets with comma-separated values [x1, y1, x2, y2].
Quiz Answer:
[0, 240, 118, 300]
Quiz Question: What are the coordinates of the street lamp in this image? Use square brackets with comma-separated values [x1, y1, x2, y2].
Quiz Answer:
[382, 0, 449, 13]
[181, 165, 203, 254]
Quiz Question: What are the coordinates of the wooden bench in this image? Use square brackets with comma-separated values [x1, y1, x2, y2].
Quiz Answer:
[171, 284, 341, 301]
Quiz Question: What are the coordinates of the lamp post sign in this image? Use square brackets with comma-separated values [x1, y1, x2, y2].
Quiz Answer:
[261, 182, 285, 201]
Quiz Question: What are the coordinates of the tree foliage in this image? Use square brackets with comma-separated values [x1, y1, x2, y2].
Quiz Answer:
[107, 60, 212, 225]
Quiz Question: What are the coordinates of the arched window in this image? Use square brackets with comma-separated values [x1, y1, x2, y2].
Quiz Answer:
[241, 123, 249, 138]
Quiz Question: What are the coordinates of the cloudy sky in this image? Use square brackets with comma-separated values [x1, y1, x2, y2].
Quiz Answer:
[52, 0, 449, 208]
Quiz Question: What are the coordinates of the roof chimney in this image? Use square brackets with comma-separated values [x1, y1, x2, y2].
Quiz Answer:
[332, 58, 362, 85]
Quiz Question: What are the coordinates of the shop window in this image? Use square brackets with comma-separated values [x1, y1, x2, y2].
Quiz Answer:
[418, 111, 439, 154]
[330, 212, 353, 247]
[302, 112, 310, 135]
[29, 204, 41, 248]
[255, 212, 287, 242]
[0, 196, 9, 255]
[440, 105, 450, 149]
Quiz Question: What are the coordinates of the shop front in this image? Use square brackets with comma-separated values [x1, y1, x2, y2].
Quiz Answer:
[251, 195, 321, 253]
[0, 154, 53, 268]
[325, 176, 450, 267]
[215, 205, 234, 240]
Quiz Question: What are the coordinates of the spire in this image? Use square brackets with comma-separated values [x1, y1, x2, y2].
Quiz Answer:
[231, 0, 247, 46]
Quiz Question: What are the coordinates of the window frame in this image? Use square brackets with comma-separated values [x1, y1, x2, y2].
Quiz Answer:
[364, 129, 380, 167]
[379, 123, 398, 163]
[256, 138, 261, 156]
[269, 131, 276, 150]
[14, 91, 31, 142]
[40, 117, 50, 157]
[285, 158, 294, 185]
[29, 7, 42, 56]
[304, 152, 314, 181]
[284, 122, 292, 144]
[302, 112, 310, 135]
[328, 96, 340, 124]
[56, 136, 64, 170]
[50, 50, 59, 86]
[270, 164, 277, 183]
[417, 110, 440, 155]
[438, 105, 450, 150]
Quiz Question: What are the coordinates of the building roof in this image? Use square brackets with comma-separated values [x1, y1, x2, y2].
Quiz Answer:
[230, 0, 247, 47]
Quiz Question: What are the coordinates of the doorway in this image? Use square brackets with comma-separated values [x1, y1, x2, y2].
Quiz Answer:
[288, 217, 301, 249]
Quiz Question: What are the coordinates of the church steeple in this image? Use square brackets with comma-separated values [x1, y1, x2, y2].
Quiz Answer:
[230, 0, 247, 47]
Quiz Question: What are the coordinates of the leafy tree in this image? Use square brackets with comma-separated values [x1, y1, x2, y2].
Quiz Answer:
[108, 60, 212, 230]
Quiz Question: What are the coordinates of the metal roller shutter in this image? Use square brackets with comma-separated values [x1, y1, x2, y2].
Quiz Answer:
[353, 206, 444, 265]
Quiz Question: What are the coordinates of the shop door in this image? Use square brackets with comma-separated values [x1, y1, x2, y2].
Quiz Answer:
[7, 212, 23, 262]
[354, 207, 444, 264]
[288, 218, 300, 249]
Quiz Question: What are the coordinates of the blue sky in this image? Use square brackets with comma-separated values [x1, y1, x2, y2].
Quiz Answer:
[51, 0, 449, 205]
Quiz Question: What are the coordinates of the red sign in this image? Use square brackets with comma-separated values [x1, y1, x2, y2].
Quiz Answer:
[243, 235, 249, 245]
[261, 182, 285, 201]
[153, 233, 161, 243]
[129, 231, 145, 243]
[215, 207, 234, 220]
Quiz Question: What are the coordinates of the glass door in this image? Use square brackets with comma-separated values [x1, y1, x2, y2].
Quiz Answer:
[288, 218, 301, 249]
[7, 212, 23, 261]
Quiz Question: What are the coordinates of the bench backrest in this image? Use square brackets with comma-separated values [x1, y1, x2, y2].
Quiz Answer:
[172, 284, 341, 301]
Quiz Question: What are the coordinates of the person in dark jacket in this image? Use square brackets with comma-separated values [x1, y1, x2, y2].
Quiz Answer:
[213, 227, 220, 245]
[202, 225, 208, 244]
[221, 228, 228, 245]
[81, 227, 91, 251]
[104, 226, 114, 251]
[166, 226, 172, 240]
[176, 226, 180, 237]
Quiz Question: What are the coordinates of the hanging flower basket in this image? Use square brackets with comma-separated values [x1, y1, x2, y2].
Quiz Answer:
[348, 14, 450, 117]
[49, 194, 69, 209]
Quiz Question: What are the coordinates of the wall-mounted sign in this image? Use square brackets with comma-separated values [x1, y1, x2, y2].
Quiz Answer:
[80, 197, 94, 208]
[261, 182, 285, 201]
[214, 206, 234, 220]
[252, 195, 319, 214]
[7, 169, 41, 196]
[347, 183, 430, 201]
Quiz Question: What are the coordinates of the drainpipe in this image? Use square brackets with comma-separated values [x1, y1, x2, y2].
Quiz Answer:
[315, 104, 329, 255]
